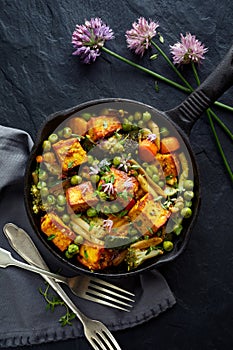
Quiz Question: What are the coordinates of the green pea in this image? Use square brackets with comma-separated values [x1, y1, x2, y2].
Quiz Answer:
[56, 204, 65, 213]
[74, 235, 84, 245]
[37, 181, 47, 189]
[134, 112, 142, 121]
[181, 207, 192, 218]
[86, 207, 97, 217]
[142, 111, 152, 122]
[65, 251, 73, 259]
[68, 244, 79, 254]
[113, 156, 121, 166]
[160, 127, 169, 137]
[63, 127, 72, 138]
[184, 191, 194, 201]
[152, 174, 160, 183]
[158, 181, 165, 188]
[128, 115, 134, 122]
[48, 133, 58, 144]
[99, 192, 107, 201]
[62, 214, 70, 224]
[138, 120, 144, 128]
[57, 129, 64, 138]
[122, 123, 132, 132]
[149, 165, 158, 174]
[173, 224, 183, 236]
[183, 179, 194, 190]
[87, 155, 94, 164]
[71, 175, 82, 185]
[175, 200, 184, 210]
[90, 174, 100, 183]
[185, 200, 192, 207]
[142, 162, 149, 168]
[38, 169, 48, 181]
[47, 194, 56, 205]
[112, 144, 124, 153]
[42, 140, 51, 152]
[146, 167, 154, 178]
[163, 240, 174, 251]
[40, 187, 49, 197]
[57, 194, 66, 206]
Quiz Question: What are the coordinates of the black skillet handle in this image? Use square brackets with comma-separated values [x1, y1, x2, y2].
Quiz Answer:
[166, 44, 233, 135]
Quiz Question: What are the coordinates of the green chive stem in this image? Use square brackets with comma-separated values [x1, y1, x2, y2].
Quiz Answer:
[102, 46, 191, 93]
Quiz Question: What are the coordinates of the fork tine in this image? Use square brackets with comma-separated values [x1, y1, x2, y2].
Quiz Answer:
[89, 276, 135, 297]
[83, 293, 132, 312]
[88, 336, 102, 350]
[88, 282, 135, 302]
[95, 332, 117, 350]
[99, 328, 122, 350]
[87, 289, 134, 307]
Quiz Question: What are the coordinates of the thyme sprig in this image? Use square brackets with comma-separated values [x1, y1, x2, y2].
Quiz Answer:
[39, 283, 76, 327]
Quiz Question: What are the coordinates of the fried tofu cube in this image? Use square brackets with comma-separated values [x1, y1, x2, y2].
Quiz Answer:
[41, 212, 76, 251]
[78, 244, 114, 270]
[52, 138, 87, 172]
[155, 153, 178, 185]
[66, 181, 98, 212]
[87, 116, 121, 141]
[128, 193, 170, 235]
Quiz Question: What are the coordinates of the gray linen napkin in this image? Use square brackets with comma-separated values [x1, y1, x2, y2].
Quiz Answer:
[0, 125, 176, 348]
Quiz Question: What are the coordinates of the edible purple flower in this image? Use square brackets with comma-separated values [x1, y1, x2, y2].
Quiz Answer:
[170, 33, 208, 65]
[147, 133, 157, 142]
[124, 177, 134, 189]
[118, 154, 131, 173]
[72, 17, 114, 63]
[103, 219, 113, 232]
[102, 182, 115, 196]
[89, 164, 100, 175]
[125, 17, 159, 56]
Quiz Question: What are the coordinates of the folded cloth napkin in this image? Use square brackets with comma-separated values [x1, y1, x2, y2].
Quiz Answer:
[0, 125, 176, 348]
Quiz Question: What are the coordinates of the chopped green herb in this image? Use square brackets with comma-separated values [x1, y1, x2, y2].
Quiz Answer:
[39, 283, 76, 327]
[47, 234, 56, 240]
[67, 161, 74, 169]
[150, 53, 158, 60]
[84, 250, 89, 259]
[119, 209, 128, 217]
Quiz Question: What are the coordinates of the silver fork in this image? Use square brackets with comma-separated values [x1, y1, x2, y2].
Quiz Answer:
[3, 223, 135, 311]
[0, 247, 121, 350]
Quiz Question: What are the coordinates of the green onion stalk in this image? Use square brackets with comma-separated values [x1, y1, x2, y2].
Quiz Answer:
[102, 43, 232, 181]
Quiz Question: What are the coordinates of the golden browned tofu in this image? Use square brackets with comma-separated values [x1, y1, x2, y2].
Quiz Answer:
[155, 153, 178, 185]
[66, 181, 98, 212]
[98, 167, 139, 208]
[128, 193, 170, 235]
[87, 116, 121, 141]
[41, 212, 76, 251]
[78, 244, 113, 270]
[52, 138, 87, 172]
[112, 167, 139, 198]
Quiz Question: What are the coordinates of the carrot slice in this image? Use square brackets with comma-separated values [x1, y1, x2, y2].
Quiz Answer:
[160, 137, 180, 154]
[138, 139, 158, 162]
[36, 155, 43, 163]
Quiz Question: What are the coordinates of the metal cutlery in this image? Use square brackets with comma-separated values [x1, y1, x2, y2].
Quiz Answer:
[1, 226, 122, 350]
[3, 223, 135, 311]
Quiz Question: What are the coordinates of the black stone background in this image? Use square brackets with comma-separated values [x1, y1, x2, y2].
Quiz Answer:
[0, 0, 233, 349]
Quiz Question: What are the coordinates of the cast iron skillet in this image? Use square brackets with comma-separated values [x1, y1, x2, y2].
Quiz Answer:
[24, 45, 233, 278]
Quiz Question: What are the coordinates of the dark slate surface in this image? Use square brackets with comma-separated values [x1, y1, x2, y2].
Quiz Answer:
[0, 0, 233, 349]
